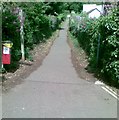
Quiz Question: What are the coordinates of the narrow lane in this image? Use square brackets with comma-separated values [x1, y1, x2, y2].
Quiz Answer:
[2, 21, 117, 118]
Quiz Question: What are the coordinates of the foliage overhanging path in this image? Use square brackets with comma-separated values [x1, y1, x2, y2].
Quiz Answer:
[2, 2, 68, 71]
[3, 20, 117, 118]
[69, 6, 119, 88]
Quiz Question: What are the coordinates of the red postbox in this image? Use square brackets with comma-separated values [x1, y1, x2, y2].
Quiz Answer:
[2, 41, 13, 65]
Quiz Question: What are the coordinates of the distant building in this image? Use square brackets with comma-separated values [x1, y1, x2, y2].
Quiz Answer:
[83, 4, 103, 18]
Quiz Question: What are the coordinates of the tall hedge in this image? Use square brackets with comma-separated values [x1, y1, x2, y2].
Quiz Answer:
[69, 7, 119, 87]
[2, 2, 63, 71]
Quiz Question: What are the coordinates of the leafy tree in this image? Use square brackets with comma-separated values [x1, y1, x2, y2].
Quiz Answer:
[67, 3, 83, 13]
[2, 2, 65, 71]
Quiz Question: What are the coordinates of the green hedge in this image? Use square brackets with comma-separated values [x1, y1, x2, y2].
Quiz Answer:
[69, 7, 119, 87]
[2, 3, 63, 71]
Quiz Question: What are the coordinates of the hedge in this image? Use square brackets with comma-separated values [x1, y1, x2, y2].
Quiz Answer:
[69, 7, 119, 87]
[2, 3, 64, 71]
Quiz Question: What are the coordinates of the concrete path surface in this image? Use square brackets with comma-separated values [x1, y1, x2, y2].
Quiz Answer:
[2, 21, 117, 118]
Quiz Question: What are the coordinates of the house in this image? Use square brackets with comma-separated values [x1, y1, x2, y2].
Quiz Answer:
[83, 4, 103, 18]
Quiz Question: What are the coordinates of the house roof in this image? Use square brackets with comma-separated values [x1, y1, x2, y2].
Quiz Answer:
[86, 8, 103, 15]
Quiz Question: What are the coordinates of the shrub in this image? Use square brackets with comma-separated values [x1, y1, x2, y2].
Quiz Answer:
[2, 3, 63, 72]
[69, 7, 119, 87]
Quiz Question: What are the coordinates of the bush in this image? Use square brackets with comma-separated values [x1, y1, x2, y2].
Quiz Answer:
[69, 7, 119, 87]
[2, 3, 63, 72]
[2, 3, 21, 71]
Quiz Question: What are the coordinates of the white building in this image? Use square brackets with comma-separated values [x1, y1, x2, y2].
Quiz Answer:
[83, 4, 103, 18]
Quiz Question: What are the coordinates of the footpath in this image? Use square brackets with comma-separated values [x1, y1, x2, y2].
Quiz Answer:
[2, 21, 117, 118]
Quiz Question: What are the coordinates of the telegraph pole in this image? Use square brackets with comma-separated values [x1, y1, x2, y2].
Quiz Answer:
[19, 9, 25, 61]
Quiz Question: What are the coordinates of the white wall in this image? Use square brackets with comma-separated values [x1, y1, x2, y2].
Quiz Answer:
[83, 4, 103, 18]
[83, 4, 97, 12]
[88, 9, 101, 18]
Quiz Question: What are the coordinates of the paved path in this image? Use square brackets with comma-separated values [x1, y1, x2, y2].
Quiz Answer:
[2, 21, 117, 118]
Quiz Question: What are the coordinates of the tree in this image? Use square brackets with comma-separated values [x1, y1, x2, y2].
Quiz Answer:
[67, 3, 83, 13]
